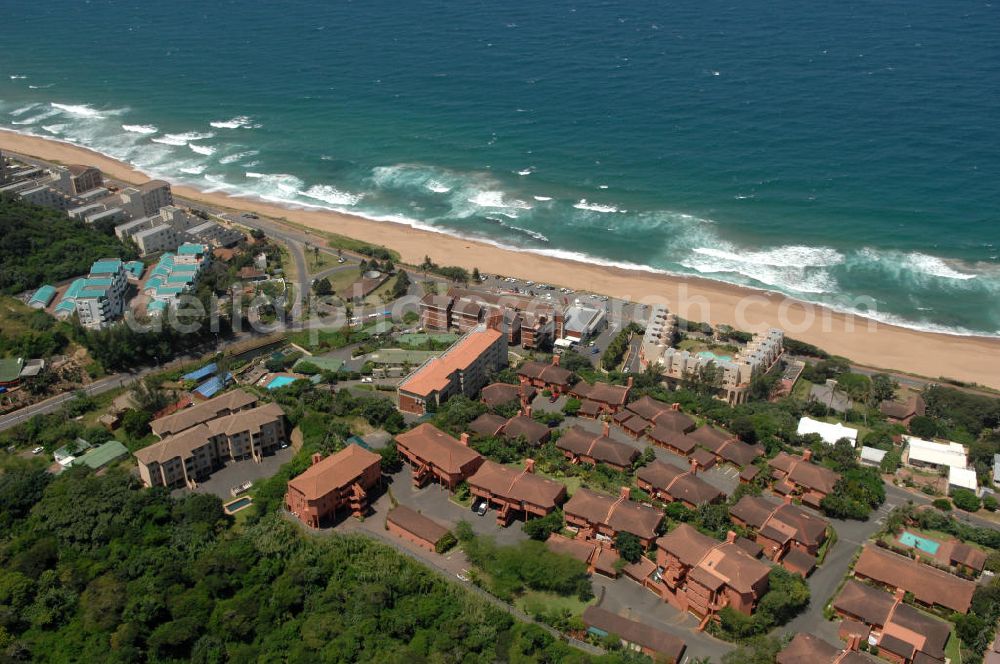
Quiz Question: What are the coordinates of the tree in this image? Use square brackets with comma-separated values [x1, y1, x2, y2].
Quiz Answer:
[472, 267, 481, 282]
[951, 488, 981, 512]
[312, 277, 332, 296]
[121, 408, 152, 440]
[390, 270, 410, 299]
[562, 398, 582, 416]
[909, 415, 938, 439]
[870, 373, 897, 404]
[614, 532, 643, 563]
[932, 498, 952, 511]
[522, 510, 564, 541]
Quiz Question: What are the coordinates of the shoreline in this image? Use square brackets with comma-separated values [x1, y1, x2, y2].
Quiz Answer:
[3, 128, 1000, 390]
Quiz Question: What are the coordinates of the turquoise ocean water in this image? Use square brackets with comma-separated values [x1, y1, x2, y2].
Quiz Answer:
[1, 0, 998, 335]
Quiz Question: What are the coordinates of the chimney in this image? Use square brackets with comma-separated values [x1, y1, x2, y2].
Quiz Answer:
[689, 458, 698, 476]
[552, 354, 560, 367]
[619, 486, 631, 500]
[802, 449, 813, 462]
[459, 433, 470, 446]
[525, 405, 532, 417]
[311, 453, 323, 465]
[602, 420, 611, 437]
[726, 530, 737, 544]
[627, 376, 634, 388]
[847, 634, 861, 652]
[671, 402, 680, 411]
[783, 493, 793, 504]
[524, 459, 535, 473]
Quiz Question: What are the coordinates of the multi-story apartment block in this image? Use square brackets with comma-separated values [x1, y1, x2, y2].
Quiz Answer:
[50, 164, 103, 195]
[397, 319, 508, 415]
[394, 424, 485, 490]
[638, 305, 677, 369]
[285, 444, 382, 527]
[564, 486, 663, 549]
[65, 259, 130, 329]
[135, 401, 286, 489]
[418, 288, 563, 349]
[721, 328, 784, 405]
[119, 180, 174, 219]
[468, 458, 566, 526]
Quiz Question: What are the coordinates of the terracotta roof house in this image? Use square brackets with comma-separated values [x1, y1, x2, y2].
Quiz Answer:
[546, 533, 622, 578]
[582, 606, 686, 663]
[636, 460, 724, 509]
[468, 459, 566, 526]
[136, 402, 286, 489]
[768, 450, 841, 508]
[285, 445, 382, 527]
[689, 448, 718, 471]
[468, 412, 508, 437]
[149, 388, 258, 437]
[394, 424, 485, 490]
[655, 526, 772, 618]
[517, 356, 576, 394]
[480, 382, 534, 409]
[556, 424, 640, 471]
[880, 395, 925, 425]
[570, 379, 632, 416]
[397, 323, 508, 415]
[386, 506, 451, 552]
[618, 414, 654, 439]
[852, 545, 976, 613]
[647, 425, 698, 456]
[940, 540, 989, 575]
[729, 495, 829, 559]
[777, 633, 879, 664]
[626, 397, 695, 433]
[780, 548, 817, 577]
[564, 487, 663, 549]
[833, 580, 953, 664]
[689, 425, 763, 468]
[502, 414, 551, 446]
[739, 465, 761, 484]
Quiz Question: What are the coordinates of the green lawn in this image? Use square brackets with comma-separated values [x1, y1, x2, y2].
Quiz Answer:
[515, 590, 592, 617]
[944, 619, 963, 664]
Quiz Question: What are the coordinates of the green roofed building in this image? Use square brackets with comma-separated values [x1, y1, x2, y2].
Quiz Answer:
[0, 358, 24, 387]
[72, 440, 129, 470]
[124, 260, 145, 279]
[293, 356, 345, 373]
[28, 284, 57, 309]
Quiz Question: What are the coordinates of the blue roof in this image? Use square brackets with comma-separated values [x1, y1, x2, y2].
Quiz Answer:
[29, 285, 57, 306]
[89, 259, 123, 276]
[194, 373, 232, 398]
[61, 278, 87, 302]
[177, 243, 206, 255]
[124, 261, 144, 278]
[55, 300, 76, 314]
[146, 300, 167, 314]
[156, 285, 187, 296]
[167, 272, 194, 284]
[182, 363, 218, 382]
[85, 277, 114, 287]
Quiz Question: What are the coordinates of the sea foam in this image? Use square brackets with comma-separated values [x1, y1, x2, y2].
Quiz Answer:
[121, 123, 159, 134]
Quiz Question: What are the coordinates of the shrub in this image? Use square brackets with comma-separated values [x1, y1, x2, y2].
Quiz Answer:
[951, 489, 981, 512]
[983, 494, 998, 512]
[435, 532, 458, 554]
[932, 498, 952, 511]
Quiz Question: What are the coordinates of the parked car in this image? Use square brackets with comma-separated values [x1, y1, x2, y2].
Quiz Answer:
[472, 499, 488, 516]
[31, 446, 44, 455]
[591, 347, 600, 355]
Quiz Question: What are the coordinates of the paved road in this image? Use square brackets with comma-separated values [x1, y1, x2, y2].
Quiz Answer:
[0, 372, 136, 431]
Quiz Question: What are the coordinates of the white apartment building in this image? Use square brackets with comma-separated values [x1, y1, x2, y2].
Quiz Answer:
[73, 259, 130, 329]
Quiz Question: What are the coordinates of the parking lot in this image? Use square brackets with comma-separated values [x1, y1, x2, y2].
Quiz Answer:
[175, 445, 296, 500]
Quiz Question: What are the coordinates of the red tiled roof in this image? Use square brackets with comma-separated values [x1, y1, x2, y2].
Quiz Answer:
[517, 360, 574, 386]
[853, 545, 976, 613]
[481, 382, 533, 408]
[571, 381, 630, 407]
[657, 524, 771, 594]
[395, 423, 483, 474]
[387, 505, 449, 544]
[581, 606, 686, 662]
[467, 461, 565, 509]
[399, 327, 503, 397]
[556, 426, 639, 467]
[469, 413, 507, 437]
[564, 488, 662, 540]
[287, 444, 381, 501]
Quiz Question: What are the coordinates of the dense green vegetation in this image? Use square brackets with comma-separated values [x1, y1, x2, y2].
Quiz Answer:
[710, 568, 810, 642]
[0, 466, 629, 663]
[0, 196, 137, 295]
[0, 297, 70, 359]
[601, 323, 642, 371]
[420, 256, 470, 283]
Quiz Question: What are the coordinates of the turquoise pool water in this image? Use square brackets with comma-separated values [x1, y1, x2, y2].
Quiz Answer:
[266, 376, 296, 390]
[899, 531, 940, 555]
[697, 351, 734, 364]
[225, 497, 253, 513]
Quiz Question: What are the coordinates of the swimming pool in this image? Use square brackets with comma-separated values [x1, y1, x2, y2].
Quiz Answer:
[266, 375, 297, 390]
[697, 350, 733, 364]
[899, 531, 940, 555]
[224, 497, 253, 514]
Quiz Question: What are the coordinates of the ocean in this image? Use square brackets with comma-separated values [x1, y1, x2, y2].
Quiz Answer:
[2, 0, 998, 336]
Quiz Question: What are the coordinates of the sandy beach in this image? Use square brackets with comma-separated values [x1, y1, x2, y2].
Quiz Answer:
[3, 129, 999, 390]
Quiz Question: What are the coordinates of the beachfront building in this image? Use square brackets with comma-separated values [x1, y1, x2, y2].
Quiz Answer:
[636, 460, 724, 509]
[142, 244, 209, 315]
[638, 304, 678, 369]
[394, 424, 484, 490]
[721, 328, 784, 405]
[467, 459, 566, 526]
[119, 180, 174, 219]
[53, 258, 130, 329]
[285, 444, 382, 527]
[562, 304, 605, 341]
[135, 401, 286, 489]
[852, 545, 976, 614]
[879, 394, 926, 425]
[903, 435, 969, 472]
[517, 355, 576, 395]
[397, 319, 508, 414]
[564, 487, 663, 549]
[418, 288, 564, 349]
[797, 416, 859, 446]
[49, 164, 104, 195]
[832, 580, 954, 664]
[556, 423, 640, 472]
[654, 526, 772, 620]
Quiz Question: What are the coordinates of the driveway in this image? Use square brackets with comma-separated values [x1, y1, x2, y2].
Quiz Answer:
[175, 445, 297, 500]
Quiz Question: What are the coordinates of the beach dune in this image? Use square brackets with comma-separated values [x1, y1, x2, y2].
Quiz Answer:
[3, 129, 999, 390]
